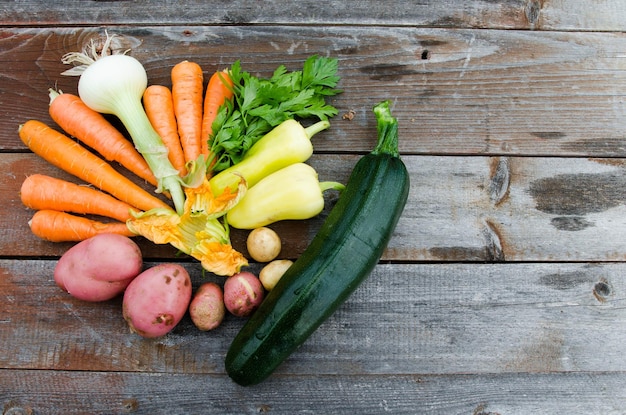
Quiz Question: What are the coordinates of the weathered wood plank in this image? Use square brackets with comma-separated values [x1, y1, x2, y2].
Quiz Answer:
[1, 27, 625, 157]
[2, 0, 626, 31]
[2, 370, 626, 415]
[4, 153, 626, 262]
[2, 260, 625, 375]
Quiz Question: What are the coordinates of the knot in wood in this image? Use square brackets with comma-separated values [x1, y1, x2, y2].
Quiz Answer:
[489, 157, 510, 206]
[525, 0, 543, 28]
[593, 279, 612, 302]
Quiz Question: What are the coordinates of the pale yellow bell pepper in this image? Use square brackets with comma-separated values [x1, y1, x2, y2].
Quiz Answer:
[209, 119, 330, 197]
[226, 163, 344, 229]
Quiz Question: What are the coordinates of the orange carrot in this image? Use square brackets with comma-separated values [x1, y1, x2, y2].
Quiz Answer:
[143, 85, 187, 176]
[201, 69, 234, 158]
[19, 120, 171, 213]
[171, 60, 204, 164]
[48, 90, 158, 187]
[29, 209, 135, 242]
[20, 174, 138, 223]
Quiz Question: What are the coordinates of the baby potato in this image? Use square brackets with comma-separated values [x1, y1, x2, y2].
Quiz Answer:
[53, 233, 143, 302]
[259, 259, 293, 291]
[189, 282, 225, 331]
[247, 227, 281, 262]
[223, 271, 265, 317]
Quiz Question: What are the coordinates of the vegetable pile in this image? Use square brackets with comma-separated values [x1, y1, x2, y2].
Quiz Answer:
[20, 32, 341, 277]
[18, 32, 408, 386]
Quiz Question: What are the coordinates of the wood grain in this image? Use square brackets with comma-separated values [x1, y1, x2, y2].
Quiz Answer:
[2, 259, 626, 414]
[4, 153, 626, 262]
[2, 370, 626, 414]
[1, 27, 625, 157]
[2, 260, 625, 374]
[2, 0, 626, 31]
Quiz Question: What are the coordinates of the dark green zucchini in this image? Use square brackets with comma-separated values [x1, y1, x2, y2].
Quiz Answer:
[225, 100, 410, 386]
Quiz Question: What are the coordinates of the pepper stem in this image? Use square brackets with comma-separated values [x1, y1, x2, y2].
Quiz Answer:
[319, 181, 345, 193]
[304, 120, 331, 139]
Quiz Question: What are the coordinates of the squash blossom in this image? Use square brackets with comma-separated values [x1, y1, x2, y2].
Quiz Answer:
[127, 176, 248, 276]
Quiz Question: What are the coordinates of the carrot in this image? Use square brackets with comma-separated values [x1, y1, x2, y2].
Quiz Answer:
[171, 60, 204, 164]
[29, 209, 135, 242]
[201, 69, 234, 158]
[19, 120, 171, 213]
[143, 85, 187, 176]
[20, 174, 138, 223]
[48, 90, 158, 187]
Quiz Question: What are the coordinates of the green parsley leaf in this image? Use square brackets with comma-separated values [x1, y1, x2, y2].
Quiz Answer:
[207, 55, 342, 173]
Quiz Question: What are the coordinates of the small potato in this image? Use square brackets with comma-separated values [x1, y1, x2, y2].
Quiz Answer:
[54, 233, 143, 302]
[122, 263, 192, 338]
[247, 227, 281, 262]
[223, 271, 265, 317]
[259, 259, 293, 291]
[189, 282, 225, 331]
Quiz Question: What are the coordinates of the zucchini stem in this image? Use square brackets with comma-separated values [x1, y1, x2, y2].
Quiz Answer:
[372, 100, 400, 158]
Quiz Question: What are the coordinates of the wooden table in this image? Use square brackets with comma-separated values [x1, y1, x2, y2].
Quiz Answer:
[2, 1, 626, 413]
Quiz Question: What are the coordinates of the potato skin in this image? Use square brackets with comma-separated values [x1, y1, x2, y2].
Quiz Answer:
[122, 264, 192, 338]
[259, 259, 293, 291]
[246, 227, 281, 262]
[224, 272, 265, 317]
[189, 282, 225, 331]
[53, 233, 143, 302]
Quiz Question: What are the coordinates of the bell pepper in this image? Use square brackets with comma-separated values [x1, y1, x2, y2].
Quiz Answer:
[209, 119, 330, 196]
[226, 163, 344, 229]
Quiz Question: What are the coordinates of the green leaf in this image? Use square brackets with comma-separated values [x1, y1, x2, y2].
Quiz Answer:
[208, 56, 342, 173]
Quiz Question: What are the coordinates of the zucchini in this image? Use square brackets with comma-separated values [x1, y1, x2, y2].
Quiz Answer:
[225, 100, 410, 386]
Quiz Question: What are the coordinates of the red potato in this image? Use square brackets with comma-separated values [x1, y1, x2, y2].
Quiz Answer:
[189, 282, 225, 331]
[53, 233, 143, 302]
[122, 264, 192, 338]
[223, 271, 265, 317]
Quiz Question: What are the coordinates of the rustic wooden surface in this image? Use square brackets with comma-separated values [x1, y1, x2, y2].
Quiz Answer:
[2, 1, 626, 414]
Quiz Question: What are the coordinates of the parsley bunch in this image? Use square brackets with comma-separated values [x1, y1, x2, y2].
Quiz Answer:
[208, 55, 342, 172]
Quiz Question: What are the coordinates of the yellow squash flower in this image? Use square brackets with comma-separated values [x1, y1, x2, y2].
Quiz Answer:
[127, 176, 248, 276]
